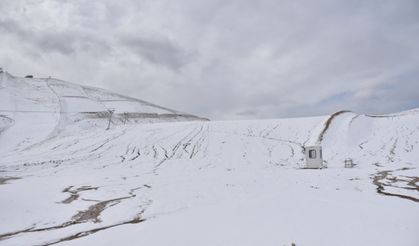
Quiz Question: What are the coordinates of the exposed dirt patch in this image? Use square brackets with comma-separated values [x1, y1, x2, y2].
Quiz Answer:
[317, 110, 351, 144]
[0, 221, 75, 240]
[62, 194, 79, 204]
[61, 186, 98, 204]
[372, 168, 419, 203]
[0, 212, 146, 244]
[72, 199, 121, 223]
[405, 176, 419, 190]
[70, 185, 145, 223]
[41, 214, 145, 246]
[0, 186, 146, 242]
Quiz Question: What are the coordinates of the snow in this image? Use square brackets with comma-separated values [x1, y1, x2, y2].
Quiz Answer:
[0, 72, 204, 155]
[0, 73, 418, 246]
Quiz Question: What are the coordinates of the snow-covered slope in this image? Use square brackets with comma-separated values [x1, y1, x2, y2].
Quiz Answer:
[0, 71, 418, 246]
[0, 72, 206, 155]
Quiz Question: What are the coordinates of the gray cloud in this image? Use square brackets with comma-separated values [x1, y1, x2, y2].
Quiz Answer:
[0, 18, 111, 57]
[0, 0, 418, 120]
[121, 35, 194, 71]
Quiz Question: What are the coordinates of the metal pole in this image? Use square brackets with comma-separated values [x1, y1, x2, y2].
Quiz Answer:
[123, 112, 128, 125]
[106, 109, 115, 130]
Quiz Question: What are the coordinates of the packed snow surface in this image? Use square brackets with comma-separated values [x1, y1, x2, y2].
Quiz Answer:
[0, 72, 418, 246]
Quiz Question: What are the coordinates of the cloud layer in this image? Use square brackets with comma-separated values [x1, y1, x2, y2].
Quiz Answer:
[1, 0, 418, 119]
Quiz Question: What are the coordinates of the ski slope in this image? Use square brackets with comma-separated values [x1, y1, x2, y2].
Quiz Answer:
[0, 72, 418, 246]
[0, 71, 205, 155]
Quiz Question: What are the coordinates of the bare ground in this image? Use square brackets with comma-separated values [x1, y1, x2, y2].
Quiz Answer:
[372, 168, 419, 203]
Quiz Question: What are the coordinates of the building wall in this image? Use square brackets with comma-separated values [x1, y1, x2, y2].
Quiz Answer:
[304, 146, 323, 168]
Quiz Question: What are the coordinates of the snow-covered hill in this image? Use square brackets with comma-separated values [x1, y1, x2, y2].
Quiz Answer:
[0, 71, 206, 155]
[0, 71, 418, 246]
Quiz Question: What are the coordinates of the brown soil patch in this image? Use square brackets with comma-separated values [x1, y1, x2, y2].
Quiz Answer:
[317, 110, 350, 144]
[61, 186, 98, 204]
[372, 168, 419, 203]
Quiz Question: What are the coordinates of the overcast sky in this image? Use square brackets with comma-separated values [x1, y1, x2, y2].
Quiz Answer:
[1, 0, 418, 119]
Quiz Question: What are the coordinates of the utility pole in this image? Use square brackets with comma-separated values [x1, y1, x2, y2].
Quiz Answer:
[123, 112, 129, 125]
[106, 109, 115, 130]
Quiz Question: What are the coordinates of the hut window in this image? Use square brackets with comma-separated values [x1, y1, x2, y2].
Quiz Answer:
[309, 150, 316, 159]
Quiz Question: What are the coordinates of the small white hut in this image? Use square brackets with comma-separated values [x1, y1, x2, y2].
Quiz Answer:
[304, 146, 323, 169]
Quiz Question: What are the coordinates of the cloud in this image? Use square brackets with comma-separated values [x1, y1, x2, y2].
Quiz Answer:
[120, 35, 194, 71]
[0, 0, 418, 120]
[0, 18, 111, 57]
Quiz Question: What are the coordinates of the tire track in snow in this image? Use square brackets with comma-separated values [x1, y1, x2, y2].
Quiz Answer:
[189, 124, 209, 159]
[152, 124, 204, 172]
